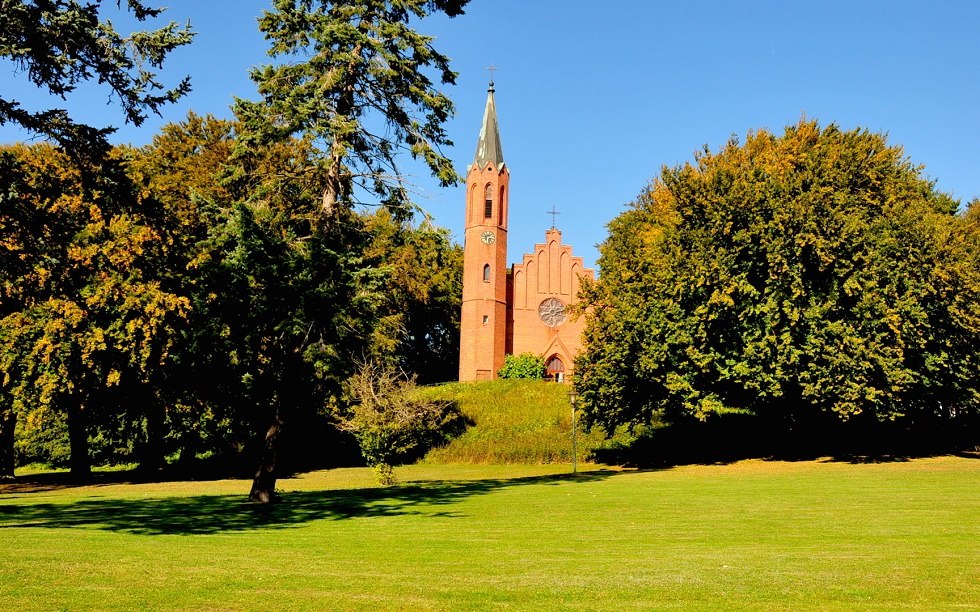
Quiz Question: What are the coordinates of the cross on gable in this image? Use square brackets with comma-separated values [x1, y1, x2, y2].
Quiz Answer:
[546, 205, 560, 229]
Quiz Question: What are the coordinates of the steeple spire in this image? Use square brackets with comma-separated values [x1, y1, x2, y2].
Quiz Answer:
[473, 79, 504, 169]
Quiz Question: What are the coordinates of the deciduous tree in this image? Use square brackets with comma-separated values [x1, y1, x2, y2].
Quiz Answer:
[118, 113, 237, 468]
[0, 144, 189, 477]
[577, 120, 980, 445]
[338, 361, 463, 485]
[363, 209, 462, 383]
[0, 2, 192, 477]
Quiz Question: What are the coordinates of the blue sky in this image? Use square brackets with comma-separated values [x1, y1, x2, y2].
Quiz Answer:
[3, 0, 978, 270]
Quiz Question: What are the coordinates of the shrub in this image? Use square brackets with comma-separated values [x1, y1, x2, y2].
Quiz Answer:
[498, 353, 545, 379]
[337, 362, 466, 484]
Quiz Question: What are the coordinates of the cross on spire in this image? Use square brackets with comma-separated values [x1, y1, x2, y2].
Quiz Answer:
[546, 205, 561, 229]
[485, 64, 498, 88]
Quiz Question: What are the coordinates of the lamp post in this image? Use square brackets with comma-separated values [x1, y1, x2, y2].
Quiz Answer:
[568, 388, 579, 475]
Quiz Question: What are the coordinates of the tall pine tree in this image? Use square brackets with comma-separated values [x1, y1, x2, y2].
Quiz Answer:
[229, 0, 469, 503]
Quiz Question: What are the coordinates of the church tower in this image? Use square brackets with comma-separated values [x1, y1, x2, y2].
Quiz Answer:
[459, 80, 509, 381]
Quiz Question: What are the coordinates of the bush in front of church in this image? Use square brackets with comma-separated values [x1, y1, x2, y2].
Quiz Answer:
[498, 353, 545, 379]
[338, 361, 466, 485]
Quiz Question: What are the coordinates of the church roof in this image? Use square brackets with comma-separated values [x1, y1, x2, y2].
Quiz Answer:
[473, 81, 504, 168]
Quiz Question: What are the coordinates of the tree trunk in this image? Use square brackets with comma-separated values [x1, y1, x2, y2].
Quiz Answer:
[248, 405, 283, 504]
[67, 402, 91, 479]
[139, 385, 166, 473]
[0, 406, 15, 479]
[318, 52, 358, 224]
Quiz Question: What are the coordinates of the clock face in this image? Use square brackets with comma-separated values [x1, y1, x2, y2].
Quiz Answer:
[538, 297, 568, 327]
[481, 230, 496, 245]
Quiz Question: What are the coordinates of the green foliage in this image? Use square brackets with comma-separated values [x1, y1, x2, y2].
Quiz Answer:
[0, 110, 465, 477]
[363, 209, 462, 383]
[0, 143, 190, 475]
[0, 0, 193, 476]
[497, 353, 546, 379]
[234, 0, 469, 223]
[14, 407, 70, 467]
[965, 198, 980, 234]
[578, 120, 980, 435]
[231, 0, 469, 501]
[125, 111, 236, 244]
[338, 362, 465, 484]
[0, 3, 473, 484]
[0, 0, 193, 157]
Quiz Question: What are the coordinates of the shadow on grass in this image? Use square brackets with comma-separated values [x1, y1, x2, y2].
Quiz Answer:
[592, 412, 980, 468]
[0, 467, 257, 495]
[0, 470, 617, 536]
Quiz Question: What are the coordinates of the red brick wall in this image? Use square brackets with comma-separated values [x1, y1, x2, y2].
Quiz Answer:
[508, 228, 595, 382]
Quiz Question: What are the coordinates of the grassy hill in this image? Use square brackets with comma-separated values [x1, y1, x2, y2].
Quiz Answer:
[417, 379, 627, 464]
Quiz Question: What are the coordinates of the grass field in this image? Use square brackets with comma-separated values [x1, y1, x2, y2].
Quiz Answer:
[1, 457, 977, 610]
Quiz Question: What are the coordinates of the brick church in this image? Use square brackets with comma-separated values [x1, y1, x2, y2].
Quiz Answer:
[458, 81, 595, 382]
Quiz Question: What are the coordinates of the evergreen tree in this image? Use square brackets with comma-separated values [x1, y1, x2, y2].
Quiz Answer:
[0, 0, 193, 158]
[229, 0, 469, 502]
[234, 0, 466, 225]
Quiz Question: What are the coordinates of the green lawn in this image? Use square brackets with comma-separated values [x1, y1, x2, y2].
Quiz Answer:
[1, 458, 978, 610]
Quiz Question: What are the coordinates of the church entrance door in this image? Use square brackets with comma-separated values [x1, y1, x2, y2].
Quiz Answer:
[545, 355, 565, 383]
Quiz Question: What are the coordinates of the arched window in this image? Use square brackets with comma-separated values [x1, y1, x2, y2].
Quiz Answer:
[499, 185, 506, 227]
[545, 355, 565, 383]
[484, 184, 493, 219]
[469, 183, 479, 224]
[483, 263, 491, 282]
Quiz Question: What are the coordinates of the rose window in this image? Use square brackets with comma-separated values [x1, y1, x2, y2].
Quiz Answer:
[538, 297, 568, 327]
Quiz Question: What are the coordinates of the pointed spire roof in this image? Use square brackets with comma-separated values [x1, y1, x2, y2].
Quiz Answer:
[473, 80, 504, 169]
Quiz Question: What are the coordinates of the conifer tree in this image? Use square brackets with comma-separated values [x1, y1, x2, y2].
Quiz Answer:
[228, 0, 469, 503]
[0, 0, 193, 159]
